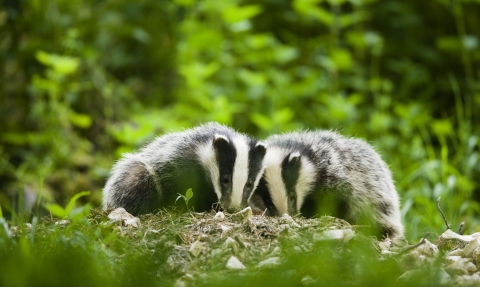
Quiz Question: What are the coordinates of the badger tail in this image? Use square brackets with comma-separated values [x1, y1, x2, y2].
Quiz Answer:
[102, 154, 160, 215]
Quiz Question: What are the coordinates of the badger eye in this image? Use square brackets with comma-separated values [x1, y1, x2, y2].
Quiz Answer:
[246, 180, 253, 188]
[221, 175, 230, 184]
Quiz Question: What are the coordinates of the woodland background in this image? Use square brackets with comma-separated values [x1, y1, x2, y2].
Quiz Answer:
[1, 0, 480, 239]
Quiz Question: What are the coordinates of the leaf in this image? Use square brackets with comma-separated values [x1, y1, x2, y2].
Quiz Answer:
[69, 110, 93, 129]
[176, 194, 185, 203]
[47, 204, 67, 218]
[330, 49, 352, 71]
[222, 5, 263, 24]
[63, 191, 91, 219]
[293, 0, 333, 25]
[35, 50, 80, 74]
[185, 188, 193, 201]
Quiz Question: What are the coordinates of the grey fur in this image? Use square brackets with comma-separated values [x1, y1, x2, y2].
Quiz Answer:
[103, 122, 266, 215]
[250, 130, 404, 238]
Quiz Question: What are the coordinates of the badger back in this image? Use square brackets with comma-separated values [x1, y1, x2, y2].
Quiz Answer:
[103, 122, 265, 214]
[250, 130, 404, 238]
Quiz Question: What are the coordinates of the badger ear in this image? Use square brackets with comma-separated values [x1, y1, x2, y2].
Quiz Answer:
[252, 142, 267, 159]
[213, 134, 229, 143]
[287, 152, 302, 169]
[213, 134, 229, 147]
[212, 134, 231, 154]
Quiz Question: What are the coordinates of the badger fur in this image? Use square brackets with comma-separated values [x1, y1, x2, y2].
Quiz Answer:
[249, 130, 404, 238]
[103, 122, 266, 215]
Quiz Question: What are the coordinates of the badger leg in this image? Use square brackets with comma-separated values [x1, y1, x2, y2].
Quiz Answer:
[103, 157, 160, 215]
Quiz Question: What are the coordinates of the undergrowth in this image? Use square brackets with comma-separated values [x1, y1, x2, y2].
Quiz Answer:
[0, 209, 448, 287]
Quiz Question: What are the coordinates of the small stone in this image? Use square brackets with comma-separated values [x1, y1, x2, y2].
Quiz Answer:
[281, 214, 301, 228]
[464, 239, 480, 258]
[55, 220, 71, 226]
[392, 237, 409, 248]
[378, 238, 392, 251]
[436, 229, 473, 250]
[313, 229, 354, 242]
[230, 207, 253, 223]
[456, 273, 480, 286]
[473, 247, 480, 266]
[471, 232, 480, 239]
[447, 248, 464, 257]
[400, 250, 434, 269]
[108, 207, 140, 227]
[226, 256, 246, 270]
[257, 257, 281, 269]
[445, 256, 462, 265]
[214, 212, 225, 220]
[415, 239, 438, 257]
[223, 237, 240, 253]
[189, 240, 203, 257]
[220, 224, 231, 233]
[445, 258, 477, 276]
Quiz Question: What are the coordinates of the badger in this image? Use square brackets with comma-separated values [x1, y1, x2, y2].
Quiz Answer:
[249, 130, 404, 238]
[103, 122, 266, 215]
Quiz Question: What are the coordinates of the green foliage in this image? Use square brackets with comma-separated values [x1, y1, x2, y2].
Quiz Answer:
[46, 191, 91, 222]
[176, 188, 194, 210]
[0, 212, 449, 287]
[1, 0, 480, 241]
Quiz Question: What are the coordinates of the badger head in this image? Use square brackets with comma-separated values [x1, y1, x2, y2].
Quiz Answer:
[200, 134, 266, 213]
[249, 149, 316, 216]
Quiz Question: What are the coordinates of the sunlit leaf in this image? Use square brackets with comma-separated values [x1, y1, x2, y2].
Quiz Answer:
[69, 110, 93, 129]
[47, 204, 67, 218]
[35, 50, 80, 74]
[330, 49, 352, 71]
[185, 188, 193, 201]
[222, 5, 263, 24]
[431, 120, 453, 137]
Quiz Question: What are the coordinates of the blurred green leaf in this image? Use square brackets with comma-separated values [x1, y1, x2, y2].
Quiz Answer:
[222, 5, 263, 24]
[431, 120, 453, 137]
[330, 49, 352, 71]
[293, 0, 333, 25]
[35, 50, 80, 74]
[69, 110, 93, 129]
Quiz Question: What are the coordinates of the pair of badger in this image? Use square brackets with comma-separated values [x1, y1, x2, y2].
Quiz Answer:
[103, 122, 404, 238]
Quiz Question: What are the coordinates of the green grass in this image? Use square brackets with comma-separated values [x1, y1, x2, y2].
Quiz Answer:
[0, 209, 451, 287]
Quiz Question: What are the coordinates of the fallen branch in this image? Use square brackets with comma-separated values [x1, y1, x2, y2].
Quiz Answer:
[398, 232, 433, 256]
[437, 197, 450, 230]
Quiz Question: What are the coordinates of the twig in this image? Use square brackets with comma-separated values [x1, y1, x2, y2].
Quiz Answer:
[458, 222, 465, 235]
[398, 232, 433, 255]
[261, 208, 268, 217]
[437, 197, 450, 230]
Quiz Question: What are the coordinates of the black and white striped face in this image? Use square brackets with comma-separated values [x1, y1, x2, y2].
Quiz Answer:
[199, 135, 266, 212]
[241, 142, 267, 208]
[249, 147, 316, 216]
